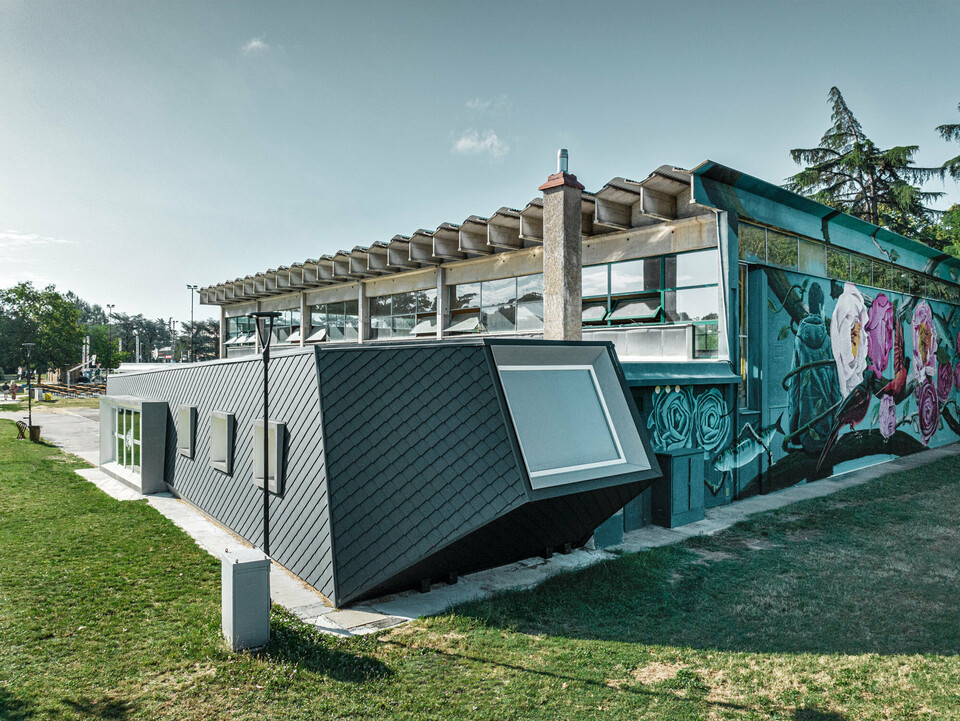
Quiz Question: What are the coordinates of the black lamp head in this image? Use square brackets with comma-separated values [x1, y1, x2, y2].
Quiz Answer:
[247, 311, 282, 350]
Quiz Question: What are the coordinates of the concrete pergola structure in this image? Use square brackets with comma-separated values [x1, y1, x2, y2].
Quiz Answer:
[199, 162, 724, 364]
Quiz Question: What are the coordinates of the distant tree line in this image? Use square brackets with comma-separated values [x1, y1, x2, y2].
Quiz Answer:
[786, 87, 960, 254]
[0, 281, 219, 378]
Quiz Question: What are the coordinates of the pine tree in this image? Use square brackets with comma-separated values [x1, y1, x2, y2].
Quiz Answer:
[786, 87, 943, 237]
[937, 102, 960, 181]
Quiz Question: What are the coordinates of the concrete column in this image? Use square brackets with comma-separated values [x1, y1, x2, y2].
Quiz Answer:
[436, 266, 446, 340]
[299, 292, 308, 347]
[357, 282, 367, 344]
[219, 307, 227, 359]
[540, 163, 585, 341]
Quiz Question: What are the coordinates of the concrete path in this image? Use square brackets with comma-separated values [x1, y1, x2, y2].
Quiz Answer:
[6, 408, 960, 636]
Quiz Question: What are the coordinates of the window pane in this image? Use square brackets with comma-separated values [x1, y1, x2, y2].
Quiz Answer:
[766, 231, 798, 269]
[369, 295, 391, 316]
[608, 298, 661, 321]
[482, 277, 517, 306]
[873, 262, 891, 290]
[890, 267, 910, 294]
[516, 301, 543, 331]
[517, 273, 543, 302]
[582, 265, 609, 298]
[664, 286, 719, 322]
[695, 325, 719, 358]
[827, 248, 850, 280]
[370, 316, 391, 339]
[910, 273, 925, 297]
[482, 305, 516, 333]
[499, 368, 621, 473]
[416, 288, 437, 314]
[447, 313, 481, 333]
[392, 315, 416, 336]
[392, 292, 417, 316]
[609, 260, 647, 294]
[453, 282, 481, 310]
[739, 223, 765, 261]
[672, 249, 719, 287]
[582, 303, 608, 322]
[799, 240, 826, 276]
[851, 256, 872, 286]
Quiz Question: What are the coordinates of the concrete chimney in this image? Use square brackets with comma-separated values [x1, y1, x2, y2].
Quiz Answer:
[540, 150, 584, 341]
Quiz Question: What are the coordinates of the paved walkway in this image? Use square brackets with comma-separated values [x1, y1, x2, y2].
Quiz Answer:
[6, 406, 960, 636]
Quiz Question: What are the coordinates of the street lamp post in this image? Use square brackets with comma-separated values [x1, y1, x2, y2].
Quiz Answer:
[187, 284, 198, 362]
[248, 310, 281, 556]
[22, 343, 35, 436]
[106, 304, 115, 377]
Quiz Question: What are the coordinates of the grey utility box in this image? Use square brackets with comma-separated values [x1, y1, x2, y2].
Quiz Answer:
[651, 448, 705, 528]
[221, 548, 271, 651]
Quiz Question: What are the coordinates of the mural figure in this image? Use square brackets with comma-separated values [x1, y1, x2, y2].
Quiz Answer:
[816, 370, 879, 473]
[785, 282, 842, 454]
[712, 414, 784, 483]
[877, 319, 910, 403]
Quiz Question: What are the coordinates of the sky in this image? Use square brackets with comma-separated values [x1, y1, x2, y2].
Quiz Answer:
[1, 0, 959, 322]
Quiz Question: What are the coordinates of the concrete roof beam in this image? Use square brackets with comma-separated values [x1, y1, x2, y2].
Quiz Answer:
[386, 237, 418, 269]
[458, 216, 492, 255]
[408, 229, 441, 265]
[433, 223, 467, 260]
[519, 198, 544, 244]
[487, 208, 522, 250]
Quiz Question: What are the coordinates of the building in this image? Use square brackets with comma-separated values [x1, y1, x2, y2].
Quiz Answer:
[101, 156, 960, 604]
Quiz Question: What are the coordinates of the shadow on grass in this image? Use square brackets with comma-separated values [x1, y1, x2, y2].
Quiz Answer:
[0, 692, 137, 721]
[261, 611, 392, 683]
[452, 459, 960, 657]
[61, 697, 136, 720]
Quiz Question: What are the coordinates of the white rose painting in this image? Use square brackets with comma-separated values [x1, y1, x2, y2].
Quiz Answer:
[830, 282, 870, 397]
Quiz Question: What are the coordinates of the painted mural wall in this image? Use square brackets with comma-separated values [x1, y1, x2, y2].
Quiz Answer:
[736, 266, 960, 495]
[635, 383, 737, 507]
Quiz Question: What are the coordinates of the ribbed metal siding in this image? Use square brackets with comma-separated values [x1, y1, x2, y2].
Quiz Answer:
[105, 349, 335, 600]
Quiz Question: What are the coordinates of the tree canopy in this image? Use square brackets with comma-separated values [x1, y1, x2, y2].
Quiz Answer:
[938, 102, 960, 182]
[785, 87, 945, 241]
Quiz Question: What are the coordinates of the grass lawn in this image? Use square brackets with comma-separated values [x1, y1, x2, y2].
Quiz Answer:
[0, 397, 100, 413]
[2, 419, 960, 720]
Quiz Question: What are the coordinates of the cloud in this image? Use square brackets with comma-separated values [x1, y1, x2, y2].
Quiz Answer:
[0, 229, 76, 249]
[466, 95, 511, 114]
[451, 130, 509, 160]
[241, 37, 269, 55]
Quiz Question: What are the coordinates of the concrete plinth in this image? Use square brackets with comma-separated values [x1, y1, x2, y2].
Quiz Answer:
[221, 548, 271, 651]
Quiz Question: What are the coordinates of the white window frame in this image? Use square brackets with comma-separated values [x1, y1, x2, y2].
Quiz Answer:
[210, 411, 235, 474]
[252, 419, 286, 494]
[176, 405, 197, 459]
[498, 364, 628, 478]
[113, 407, 142, 475]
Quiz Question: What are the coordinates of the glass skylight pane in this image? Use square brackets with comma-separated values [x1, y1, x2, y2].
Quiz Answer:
[499, 368, 621, 474]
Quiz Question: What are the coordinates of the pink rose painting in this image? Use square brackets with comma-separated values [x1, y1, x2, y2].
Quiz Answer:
[911, 300, 938, 386]
[831, 283, 870, 397]
[878, 393, 896, 440]
[865, 293, 894, 375]
[955, 361, 960, 391]
[917, 379, 940, 446]
[939, 362, 954, 403]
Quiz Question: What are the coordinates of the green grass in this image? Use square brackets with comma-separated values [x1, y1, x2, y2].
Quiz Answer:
[2, 419, 960, 719]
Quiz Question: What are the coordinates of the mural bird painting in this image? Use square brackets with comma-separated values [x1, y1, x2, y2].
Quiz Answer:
[877, 318, 912, 404]
[816, 370, 880, 474]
